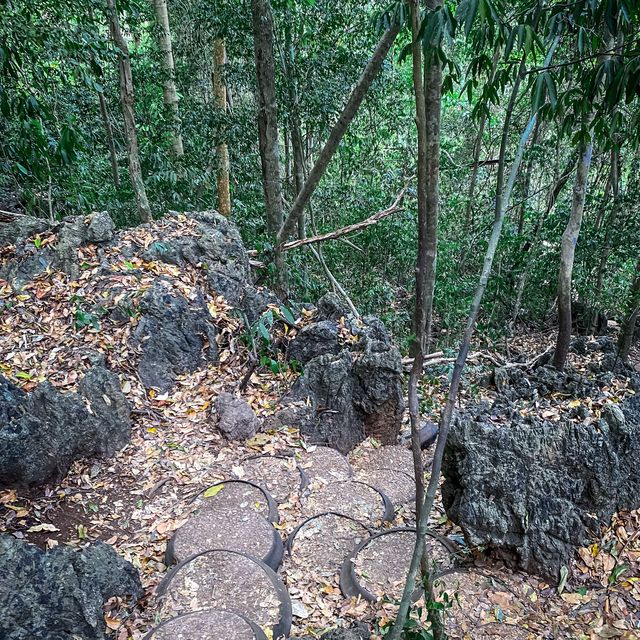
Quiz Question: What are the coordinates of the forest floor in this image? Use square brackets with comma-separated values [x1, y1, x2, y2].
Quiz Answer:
[0, 218, 639, 640]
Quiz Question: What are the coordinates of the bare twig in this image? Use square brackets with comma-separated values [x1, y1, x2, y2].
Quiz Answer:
[277, 184, 408, 252]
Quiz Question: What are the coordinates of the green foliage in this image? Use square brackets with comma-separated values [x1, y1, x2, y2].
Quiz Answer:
[1, 0, 639, 348]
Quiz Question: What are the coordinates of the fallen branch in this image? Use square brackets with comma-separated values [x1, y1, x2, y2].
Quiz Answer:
[278, 184, 408, 252]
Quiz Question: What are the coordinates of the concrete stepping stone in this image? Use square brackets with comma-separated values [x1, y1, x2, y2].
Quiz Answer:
[354, 467, 415, 508]
[157, 549, 292, 639]
[302, 480, 393, 525]
[237, 455, 307, 503]
[142, 609, 268, 640]
[340, 528, 455, 602]
[286, 512, 372, 579]
[349, 444, 421, 478]
[194, 479, 279, 523]
[299, 446, 352, 483]
[434, 569, 534, 637]
[166, 493, 283, 569]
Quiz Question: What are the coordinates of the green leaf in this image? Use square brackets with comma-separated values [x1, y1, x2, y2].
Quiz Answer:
[16, 371, 32, 380]
[203, 484, 224, 498]
[257, 320, 270, 341]
[609, 564, 629, 585]
[558, 565, 569, 594]
[279, 305, 296, 324]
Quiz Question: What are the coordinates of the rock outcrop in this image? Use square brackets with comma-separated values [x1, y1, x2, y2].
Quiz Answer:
[442, 394, 640, 581]
[0, 535, 141, 640]
[0, 366, 131, 488]
[134, 282, 218, 392]
[280, 294, 404, 454]
[215, 392, 259, 440]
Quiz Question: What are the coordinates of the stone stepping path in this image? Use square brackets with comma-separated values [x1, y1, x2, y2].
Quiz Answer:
[194, 479, 279, 522]
[298, 446, 353, 483]
[142, 609, 268, 640]
[166, 504, 283, 569]
[157, 549, 292, 639]
[236, 455, 307, 503]
[286, 512, 371, 579]
[340, 528, 455, 602]
[302, 480, 394, 524]
[145, 438, 507, 639]
[354, 467, 415, 507]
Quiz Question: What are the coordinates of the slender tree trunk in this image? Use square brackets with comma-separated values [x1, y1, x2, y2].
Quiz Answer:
[107, 0, 152, 223]
[516, 119, 540, 235]
[464, 49, 499, 234]
[510, 152, 577, 326]
[213, 37, 231, 217]
[283, 16, 306, 238]
[387, 39, 558, 640]
[98, 90, 120, 188]
[152, 0, 184, 158]
[553, 138, 594, 370]
[276, 22, 400, 246]
[422, 0, 442, 357]
[590, 148, 620, 329]
[251, 0, 284, 234]
[408, 0, 428, 529]
[618, 259, 640, 362]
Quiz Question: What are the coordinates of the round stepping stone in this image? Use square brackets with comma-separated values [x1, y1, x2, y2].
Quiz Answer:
[238, 455, 307, 502]
[157, 549, 292, 640]
[434, 569, 533, 636]
[354, 467, 415, 507]
[302, 480, 393, 524]
[350, 444, 421, 477]
[286, 512, 372, 579]
[166, 503, 283, 570]
[142, 609, 268, 640]
[340, 528, 455, 602]
[299, 446, 352, 483]
[194, 479, 279, 523]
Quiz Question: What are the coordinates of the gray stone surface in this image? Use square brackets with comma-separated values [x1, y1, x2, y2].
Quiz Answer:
[134, 282, 218, 391]
[0, 535, 141, 640]
[0, 366, 131, 488]
[215, 392, 259, 440]
[442, 394, 640, 581]
[281, 298, 404, 453]
[86, 211, 115, 243]
[141, 210, 270, 323]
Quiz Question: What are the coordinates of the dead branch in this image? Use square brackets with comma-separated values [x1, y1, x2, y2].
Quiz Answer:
[277, 184, 408, 252]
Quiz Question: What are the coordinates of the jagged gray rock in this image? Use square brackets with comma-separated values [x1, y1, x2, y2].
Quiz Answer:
[280, 296, 404, 453]
[0, 535, 142, 640]
[0, 366, 130, 488]
[0, 212, 117, 285]
[134, 282, 218, 392]
[442, 395, 640, 581]
[215, 392, 259, 440]
[141, 210, 272, 323]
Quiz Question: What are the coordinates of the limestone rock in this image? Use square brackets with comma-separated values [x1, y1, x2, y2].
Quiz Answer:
[442, 395, 640, 581]
[0, 366, 131, 488]
[134, 282, 218, 392]
[0, 535, 141, 640]
[215, 392, 259, 440]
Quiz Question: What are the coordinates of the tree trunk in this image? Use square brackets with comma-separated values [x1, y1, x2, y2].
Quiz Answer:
[618, 259, 640, 362]
[283, 16, 306, 238]
[152, 0, 184, 158]
[510, 152, 577, 326]
[213, 37, 231, 217]
[97, 89, 120, 188]
[276, 21, 400, 246]
[553, 138, 593, 370]
[408, 0, 429, 529]
[387, 38, 558, 640]
[590, 148, 620, 330]
[251, 0, 284, 234]
[107, 0, 152, 223]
